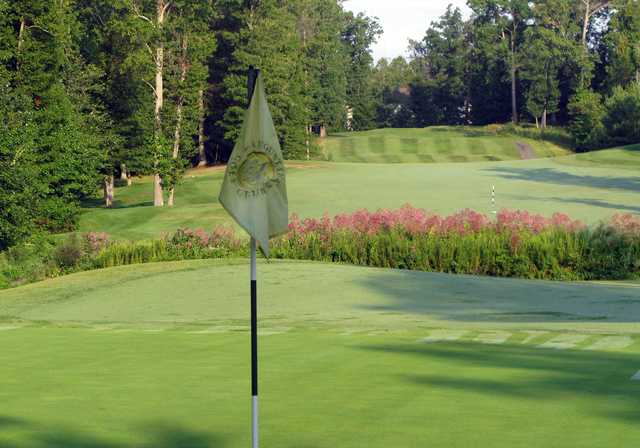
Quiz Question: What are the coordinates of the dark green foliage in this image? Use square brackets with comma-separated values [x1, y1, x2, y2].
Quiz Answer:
[603, 82, 640, 145]
[342, 12, 382, 130]
[0, 1, 105, 247]
[568, 89, 607, 150]
[410, 6, 468, 126]
[602, 0, 640, 89]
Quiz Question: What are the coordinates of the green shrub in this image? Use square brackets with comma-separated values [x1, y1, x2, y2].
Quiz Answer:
[569, 89, 607, 151]
[604, 83, 640, 146]
[52, 234, 85, 270]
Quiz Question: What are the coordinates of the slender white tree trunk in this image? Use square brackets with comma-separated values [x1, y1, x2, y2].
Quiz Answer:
[168, 35, 188, 207]
[104, 175, 114, 208]
[510, 35, 518, 124]
[120, 163, 128, 182]
[153, 0, 167, 207]
[197, 89, 207, 167]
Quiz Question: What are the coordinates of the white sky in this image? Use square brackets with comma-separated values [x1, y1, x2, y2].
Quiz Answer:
[343, 0, 471, 62]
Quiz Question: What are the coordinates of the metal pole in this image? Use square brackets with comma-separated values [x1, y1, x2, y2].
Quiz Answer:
[247, 66, 260, 448]
[250, 237, 258, 448]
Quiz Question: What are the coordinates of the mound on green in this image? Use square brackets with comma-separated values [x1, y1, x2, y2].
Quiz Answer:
[320, 126, 571, 163]
[1, 260, 640, 447]
[80, 144, 640, 240]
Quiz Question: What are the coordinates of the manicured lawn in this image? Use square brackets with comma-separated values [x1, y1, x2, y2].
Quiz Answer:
[1, 260, 640, 447]
[80, 144, 640, 240]
[320, 126, 571, 163]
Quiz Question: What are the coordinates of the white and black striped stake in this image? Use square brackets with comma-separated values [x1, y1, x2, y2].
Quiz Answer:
[247, 67, 260, 448]
[491, 185, 496, 215]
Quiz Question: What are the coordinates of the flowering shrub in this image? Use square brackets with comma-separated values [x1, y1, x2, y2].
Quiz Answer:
[608, 213, 640, 236]
[164, 227, 242, 259]
[273, 206, 638, 281]
[1, 207, 638, 289]
[84, 232, 110, 252]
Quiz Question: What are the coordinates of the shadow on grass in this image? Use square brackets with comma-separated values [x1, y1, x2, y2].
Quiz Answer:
[81, 197, 154, 210]
[549, 197, 640, 214]
[0, 420, 231, 448]
[361, 341, 640, 423]
[356, 270, 640, 323]
[485, 167, 640, 192]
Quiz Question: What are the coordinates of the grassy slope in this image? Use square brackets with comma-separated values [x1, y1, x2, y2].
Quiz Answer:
[320, 127, 571, 163]
[1, 260, 640, 447]
[80, 144, 640, 240]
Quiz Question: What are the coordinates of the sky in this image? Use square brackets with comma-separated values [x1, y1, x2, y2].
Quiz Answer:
[343, 0, 471, 62]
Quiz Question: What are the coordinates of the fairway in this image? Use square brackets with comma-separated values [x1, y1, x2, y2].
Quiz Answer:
[80, 144, 640, 240]
[321, 127, 570, 163]
[1, 260, 640, 447]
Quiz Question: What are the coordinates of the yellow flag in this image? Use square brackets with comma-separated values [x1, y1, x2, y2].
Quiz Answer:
[218, 73, 288, 257]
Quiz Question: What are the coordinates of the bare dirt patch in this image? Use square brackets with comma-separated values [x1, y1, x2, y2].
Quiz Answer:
[516, 142, 536, 160]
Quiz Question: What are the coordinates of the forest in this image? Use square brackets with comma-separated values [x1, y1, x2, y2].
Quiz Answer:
[1, 0, 639, 250]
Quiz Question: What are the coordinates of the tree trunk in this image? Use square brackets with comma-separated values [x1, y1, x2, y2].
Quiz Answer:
[17, 17, 26, 54]
[510, 36, 518, 124]
[305, 125, 311, 160]
[541, 108, 547, 129]
[16, 17, 26, 72]
[582, 1, 590, 48]
[120, 163, 128, 182]
[153, 173, 163, 206]
[319, 124, 327, 138]
[104, 175, 114, 208]
[535, 116, 539, 129]
[127, 174, 132, 187]
[153, 0, 167, 207]
[197, 89, 207, 167]
[168, 35, 188, 207]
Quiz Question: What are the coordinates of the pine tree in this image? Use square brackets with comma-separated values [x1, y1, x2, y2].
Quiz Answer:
[217, 0, 309, 159]
[342, 11, 382, 131]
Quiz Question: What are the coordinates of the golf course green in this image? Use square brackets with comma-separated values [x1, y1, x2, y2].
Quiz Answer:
[1, 260, 639, 447]
[4, 128, 640, 447]
[80, 141, 640, 240]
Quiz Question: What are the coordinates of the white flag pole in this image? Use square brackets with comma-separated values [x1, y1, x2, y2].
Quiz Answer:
[247, 66, 259, 448]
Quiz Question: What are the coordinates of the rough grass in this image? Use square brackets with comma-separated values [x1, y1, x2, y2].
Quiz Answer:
[320, 127, 571, 163]
[1, 260, 640, 447]
[80, 144, 640, 240]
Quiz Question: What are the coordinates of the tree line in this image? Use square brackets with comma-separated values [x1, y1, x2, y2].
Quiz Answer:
[373, 0, 640, 150]
[0, 0, 381, 250]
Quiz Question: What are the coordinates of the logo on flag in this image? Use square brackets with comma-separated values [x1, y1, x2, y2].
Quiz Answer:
[227, 143, 285, 198]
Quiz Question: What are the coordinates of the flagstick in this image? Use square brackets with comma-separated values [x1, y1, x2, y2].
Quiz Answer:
[247, 66, 260, 448]
[250, 237, 258, 448]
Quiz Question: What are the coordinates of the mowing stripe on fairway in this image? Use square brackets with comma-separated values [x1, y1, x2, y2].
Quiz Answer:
[473, 331, 512, 344]
[420, 329, 467, 343]
[585, 336, 634, 351]
[537, 334, 590, 349]
[520, 331, 549, 344]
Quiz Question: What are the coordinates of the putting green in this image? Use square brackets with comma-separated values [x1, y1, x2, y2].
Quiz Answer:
[1, 260, 640, 447]
[80, 144, 640, 240]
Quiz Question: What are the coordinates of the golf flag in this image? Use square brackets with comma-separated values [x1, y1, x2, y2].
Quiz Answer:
[219, 72, 288, 257]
